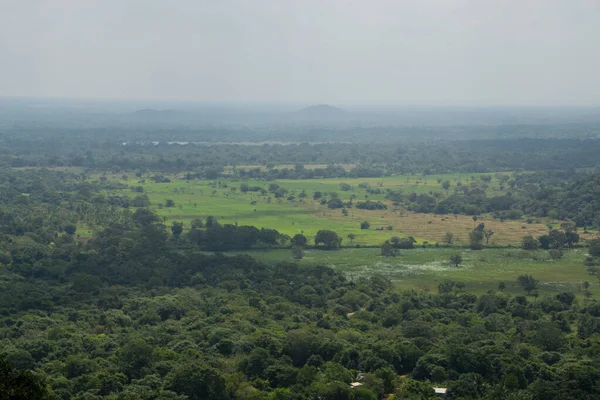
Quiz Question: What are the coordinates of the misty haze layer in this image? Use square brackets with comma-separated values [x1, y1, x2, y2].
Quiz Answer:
[1, 0, 599, 105]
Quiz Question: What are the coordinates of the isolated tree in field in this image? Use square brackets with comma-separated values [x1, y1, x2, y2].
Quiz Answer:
[522, 235, 539, 250]
[469, 230, 484, 250]
[483, 229, 494, 245]
[314, 230, 342, 249]
[441, 180, 450, 190]
[339, 183, 352, 191]
[449, 254, 462, 267]
[360, 221, 370, 230]
[518, 274, 539, 295]
[347, 233, 356, 244]
[291, 233, 308, 247]
[291, 245, 304, 260]
[472, 215, 479, 228]
[165, 199, 175, 207]
[444, 232, 454, 244]
[498, 281, 506, 292]
[313, 191, 322, 200]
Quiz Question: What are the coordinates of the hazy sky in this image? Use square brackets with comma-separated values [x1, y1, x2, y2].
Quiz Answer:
[1, 0, 599, 105]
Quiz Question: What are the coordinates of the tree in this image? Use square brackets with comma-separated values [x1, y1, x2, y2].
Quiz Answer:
[444, 232, 454, 244]
[483, 229, 494, 245]
[0, 356, 51, 399]
[291, 246, 304, 260]
[549, 229, 566, 249]
[538, 234, 551, 250]
[472, 215, 479, 228]
[347, 233, 356, 244]
[313, 191, 323, 200]
[469, 230, 484, 250]
[381, 241, 398, 257]
[64, 224, 77, 235]
[291, 234, 308, 247]
[165, 199, 175, 208]
[314, 230, 342, 249]
[449, 254, 462, 267]
[205, 216, 217, 227]
[360, 221, 370, 230]
[590, 238, 600, 258]
[562, 223, 580, 248]
[498, 281, 506, 292]
[518, 274, 539, 295]
[169, 363, 226, 400]
[171, 221, 183, 238]
[522, 235, 539, 250]
[119, 337, 154, 378]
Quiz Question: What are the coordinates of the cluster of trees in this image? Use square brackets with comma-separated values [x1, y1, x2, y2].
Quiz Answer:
[185, 217, 289, 251]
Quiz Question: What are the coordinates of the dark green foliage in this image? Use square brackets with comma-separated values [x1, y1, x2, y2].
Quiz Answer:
[380, 241, 398, 257]
[449, 254, 462, 267]
[469, 229, 484, 250]
[169, 364, 226, 400]
[518, 274, 539, 295]
[589, 239, 600, 258]
[355, 201, 387, 210]
[522, 235, 539, 250]
[314, 230, 342, 249]
[0, 356, 51, 399]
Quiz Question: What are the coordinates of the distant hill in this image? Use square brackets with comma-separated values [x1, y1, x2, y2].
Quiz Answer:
[295, 104, 348, 120]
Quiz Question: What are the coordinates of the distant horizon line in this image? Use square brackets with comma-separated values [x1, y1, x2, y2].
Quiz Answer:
[0, 95, 599, 109]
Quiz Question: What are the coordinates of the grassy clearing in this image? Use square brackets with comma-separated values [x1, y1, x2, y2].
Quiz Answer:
[227, 247, 599, 298]
[103, 173, 563, 246]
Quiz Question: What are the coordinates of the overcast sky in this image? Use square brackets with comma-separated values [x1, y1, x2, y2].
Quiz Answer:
[1, 0, 599, 106]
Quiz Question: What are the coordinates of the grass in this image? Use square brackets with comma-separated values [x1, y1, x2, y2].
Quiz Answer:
[101, 173, 563, 246]
[87, 172, 599, 299]
[226, 247, 599, 299]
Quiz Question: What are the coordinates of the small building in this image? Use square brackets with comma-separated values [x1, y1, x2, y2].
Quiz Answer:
[433, 387, 448, 398]
[350, 382, 362, 389]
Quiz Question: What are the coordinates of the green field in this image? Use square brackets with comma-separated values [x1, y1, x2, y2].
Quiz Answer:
[225, 247, 598, 298]
[105, 172, 557, 246]
[96, 173, 599, 300]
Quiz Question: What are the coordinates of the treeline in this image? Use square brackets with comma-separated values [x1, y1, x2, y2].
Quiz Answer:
[3, 128, 600, 177]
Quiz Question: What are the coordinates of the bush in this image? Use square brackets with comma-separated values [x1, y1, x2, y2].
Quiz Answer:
[549, 249, 563, 260]
[360, 221, 370, 230]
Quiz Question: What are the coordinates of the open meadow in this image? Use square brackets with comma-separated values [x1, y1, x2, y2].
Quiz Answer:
[227, 247, 599, 299]
[106, 172, 560, 246]
[91, 172, 600, 299]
